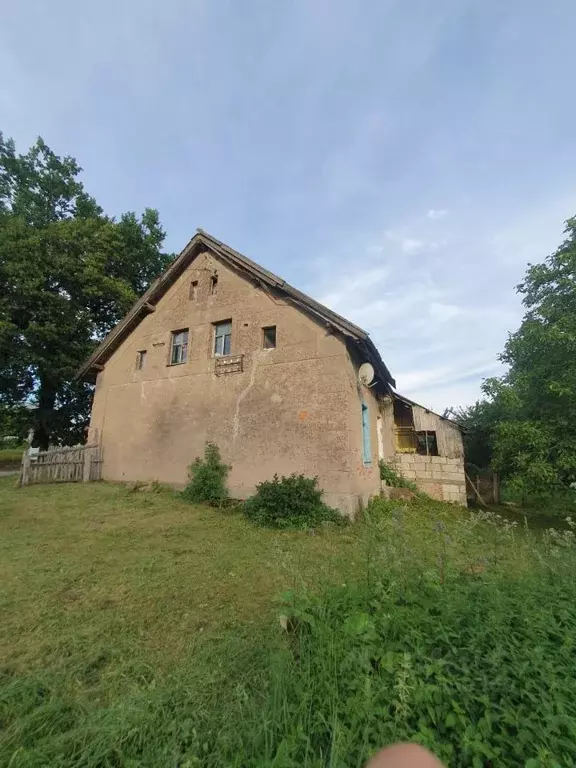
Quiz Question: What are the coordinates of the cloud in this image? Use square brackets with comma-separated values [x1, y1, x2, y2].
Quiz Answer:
[427, 209, 448, 219]
[401, 238, 425, 254]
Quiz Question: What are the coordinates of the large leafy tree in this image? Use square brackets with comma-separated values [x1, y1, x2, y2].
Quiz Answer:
[457, 217, 576, 494]
[0, 134, 172, 448]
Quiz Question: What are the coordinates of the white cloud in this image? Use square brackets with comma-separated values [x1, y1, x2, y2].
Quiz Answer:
[401, 238, 424, 254]
[427, 208, 448, 220]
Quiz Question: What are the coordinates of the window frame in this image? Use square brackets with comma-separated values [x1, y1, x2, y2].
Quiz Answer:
[213, 320, 232, 357]
[169, 329, 189, 365]
[262, 325, 277, 349]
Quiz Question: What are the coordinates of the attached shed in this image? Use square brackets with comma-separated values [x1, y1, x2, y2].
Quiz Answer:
[379, 394, 466, 505]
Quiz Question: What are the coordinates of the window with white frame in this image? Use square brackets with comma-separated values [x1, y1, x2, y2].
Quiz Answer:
[213, 320, 232, 356]
[170, 329, 189, 364]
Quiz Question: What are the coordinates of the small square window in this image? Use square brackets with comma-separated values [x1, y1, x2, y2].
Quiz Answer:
[213, 320, 232, 356]
[189, 280, 198, 300]
[170, 329, 189, 365]
[210, 275, 218, 295]
[263, 326, 276, 349]
[136, 350, 146, 370]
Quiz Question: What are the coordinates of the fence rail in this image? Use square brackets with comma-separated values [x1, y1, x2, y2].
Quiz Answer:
[20, 444, 102, 486]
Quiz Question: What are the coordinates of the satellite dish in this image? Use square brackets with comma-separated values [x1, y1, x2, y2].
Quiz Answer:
[358, 362, 375, 386]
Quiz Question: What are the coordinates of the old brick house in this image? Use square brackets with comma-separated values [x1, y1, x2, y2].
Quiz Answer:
[79, 230, 466, 514]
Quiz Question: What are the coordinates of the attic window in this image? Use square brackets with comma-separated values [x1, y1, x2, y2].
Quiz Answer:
[263, 326, 276, 349]
[189, 280, 198, 300]
[210, 275, 218, 295]
[416, 431, 438, 456]
[136, 350, 146, 370]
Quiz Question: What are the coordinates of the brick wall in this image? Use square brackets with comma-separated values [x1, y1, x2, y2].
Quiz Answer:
[392, 454, 467, 505]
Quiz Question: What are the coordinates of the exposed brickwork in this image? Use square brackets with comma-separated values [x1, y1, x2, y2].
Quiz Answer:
[392, 454, 467, 505]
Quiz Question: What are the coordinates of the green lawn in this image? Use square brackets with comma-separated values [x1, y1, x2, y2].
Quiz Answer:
[1, 479, 575, 766]
[0, 479, 366, 676]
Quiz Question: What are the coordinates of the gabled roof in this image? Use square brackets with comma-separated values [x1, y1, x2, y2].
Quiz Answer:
[77, 229, 396, 388]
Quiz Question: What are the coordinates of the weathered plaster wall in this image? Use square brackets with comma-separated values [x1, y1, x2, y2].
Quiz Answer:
[88, 250, 381, 515]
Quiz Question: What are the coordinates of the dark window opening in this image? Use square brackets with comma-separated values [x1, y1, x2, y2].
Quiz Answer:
[214, 320, 232, 356]
[189, 280, 198, 300]
[136, 350, 147, 370]
[263, 326, 276, 349]
[416, 431, 439, 456]
[170, 329, 189, 365]
[210, 274, 218, 295]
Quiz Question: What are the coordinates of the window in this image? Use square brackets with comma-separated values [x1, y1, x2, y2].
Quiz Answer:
[189, 280, 198, 300]
[361, 402, 372, 466]
[170, 329, 188, 364]
[262, 326, 276, 349]
[393, 399, 418, 453]
[210, 275, 218, 295]
[136, 350, 146, 370]
[213, 320, 232, 356]
[416, 431, 438, 456]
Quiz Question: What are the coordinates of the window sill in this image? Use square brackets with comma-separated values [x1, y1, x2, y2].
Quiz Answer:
[167, 361, 187, 367]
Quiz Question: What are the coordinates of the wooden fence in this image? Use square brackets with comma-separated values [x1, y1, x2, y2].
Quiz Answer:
[20, 444, 102, 486]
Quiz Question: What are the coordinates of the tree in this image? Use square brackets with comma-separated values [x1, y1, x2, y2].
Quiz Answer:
[0, 134, 173, 448]
[476, 217, 576, 494]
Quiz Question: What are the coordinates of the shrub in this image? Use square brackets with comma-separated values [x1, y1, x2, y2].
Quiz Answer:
[181, 443, 229, 505]
[243, 473, 342, 528]
[379, 459, 417, 491]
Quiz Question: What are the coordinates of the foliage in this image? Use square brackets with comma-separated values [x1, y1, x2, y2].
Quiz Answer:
[0, 134, 173, 448]
[243, 473, 342, 528]
[181, 442, 230, 505]
[379, 459, 417, 491]
[3, 479, 576, 766]
[0, 404, 31, 441]
[449, 215, 576, 498]
[444, 400, 498, 474]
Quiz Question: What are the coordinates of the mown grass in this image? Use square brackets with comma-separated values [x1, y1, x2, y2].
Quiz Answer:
[1, 479, 575, 766]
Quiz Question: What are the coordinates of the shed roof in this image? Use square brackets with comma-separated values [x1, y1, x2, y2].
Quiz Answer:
[77, 229, 396, 388]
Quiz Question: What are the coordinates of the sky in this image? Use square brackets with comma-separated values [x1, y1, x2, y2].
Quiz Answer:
[2, 0, 575, 411]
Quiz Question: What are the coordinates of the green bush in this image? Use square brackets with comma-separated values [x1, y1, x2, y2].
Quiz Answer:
[243, 473, 342, 528]
[379, 459, 417, 491]
[181, 443, 229, 505]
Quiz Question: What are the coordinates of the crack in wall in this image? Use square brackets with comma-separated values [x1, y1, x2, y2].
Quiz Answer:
[232, 349, 266, 442]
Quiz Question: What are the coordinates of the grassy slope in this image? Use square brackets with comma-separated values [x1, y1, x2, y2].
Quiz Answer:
[1, 479, 574, 766]
[0, 479, 365, 678]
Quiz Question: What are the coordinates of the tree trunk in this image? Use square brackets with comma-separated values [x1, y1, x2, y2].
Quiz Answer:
[33, 377, 57, 451]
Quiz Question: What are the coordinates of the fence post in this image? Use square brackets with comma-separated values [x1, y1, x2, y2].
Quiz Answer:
[19, 447, 30, 487]
[82, 446, 92, 483]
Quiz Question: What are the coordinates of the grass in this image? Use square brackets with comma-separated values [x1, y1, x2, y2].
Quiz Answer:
[1, 479, 575, 766]
[0, 446, 23, 470]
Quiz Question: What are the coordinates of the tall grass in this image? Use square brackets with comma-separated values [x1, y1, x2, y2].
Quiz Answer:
[2, 488, 576, 766]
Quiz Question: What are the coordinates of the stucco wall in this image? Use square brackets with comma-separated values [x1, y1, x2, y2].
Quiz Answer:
[88, 250, 381, 515]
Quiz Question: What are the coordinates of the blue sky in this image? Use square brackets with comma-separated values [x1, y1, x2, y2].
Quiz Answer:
[2, 1, 575, 410]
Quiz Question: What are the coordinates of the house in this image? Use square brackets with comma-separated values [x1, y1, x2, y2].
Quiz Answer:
[79, 229, 466, 514]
